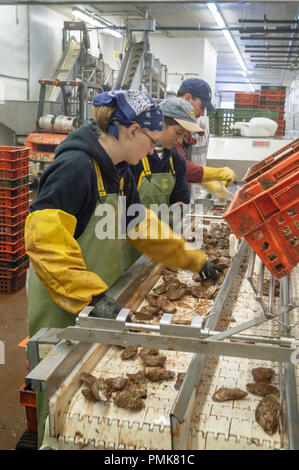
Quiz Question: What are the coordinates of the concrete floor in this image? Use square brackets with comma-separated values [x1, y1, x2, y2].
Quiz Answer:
[0, 287, 29, 449]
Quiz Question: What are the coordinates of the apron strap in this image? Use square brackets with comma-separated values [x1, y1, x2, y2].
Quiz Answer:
[137, 156, 152, 189]
[169, 155, 176, 175]
[93, 160, 107, 199]
[93, 160, 125, 198]
[119, 176, 125, 196]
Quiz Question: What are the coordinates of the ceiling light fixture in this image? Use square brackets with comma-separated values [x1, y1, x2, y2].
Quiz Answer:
[72, 8, 122, 39]
[207, 3, 255, 92]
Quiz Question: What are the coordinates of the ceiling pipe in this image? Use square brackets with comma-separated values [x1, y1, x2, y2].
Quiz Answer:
[241, 36, 299, 41]
[281, 6, 299, 77]
[245, 45, 299, 49]
[239, 19, 299, 24]
[251, 60, 298, 63]
[250, 54, 298, 57]
[255, 65, 298, 69]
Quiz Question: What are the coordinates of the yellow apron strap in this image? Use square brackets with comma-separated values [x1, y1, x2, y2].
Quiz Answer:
[120, 176, 125, 196]
[169, 155, 176, 175]
[142, 156, 152, 175]
[93, 160, 107, 198]
[137, 156, 152, 189]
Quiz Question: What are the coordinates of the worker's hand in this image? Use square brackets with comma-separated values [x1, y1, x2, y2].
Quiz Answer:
[199, 261, 223, 281]
[90, 294, 123, 319]
[202, 166, 237, 187]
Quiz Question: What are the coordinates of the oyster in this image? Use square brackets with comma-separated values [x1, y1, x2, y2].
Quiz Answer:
[246, 382, 279, 397]
[146, 367, 175, 382]
[121, 346, 138, 360]
[255, 394, 280, 435]
[252, 367, 274, 383]
[212, 387, 248, 402]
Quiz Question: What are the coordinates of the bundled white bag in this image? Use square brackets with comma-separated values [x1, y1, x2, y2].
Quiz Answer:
[231, 117, 278, 137]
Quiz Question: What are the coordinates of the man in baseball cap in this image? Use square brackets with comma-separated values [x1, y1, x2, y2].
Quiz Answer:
[177, 78, 216, 116]
[176, 78, 236, 200]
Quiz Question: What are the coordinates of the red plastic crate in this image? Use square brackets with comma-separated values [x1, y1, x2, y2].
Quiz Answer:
[0, 157, 29, 171]
[0, 229, 24, 243]
[0, 238, 24, 253]
[0, 245, 26, 261]
[235, 93, 259, 105]
[0, 201, 28, 217]
[235, 104, 259, 109]
[243, 138, 299, 183]
[0, 184, 29, 199]
[0, 166, 29, 179]
[0, 260, 29, 278]
[0, 146, 30, 161]
[0, 209, 28, 226]
[0, 221, 26, 235]
[260, 100, 285, 107]
[0, 270, 27, 293]
[224, 168, 299, 279]
[0, 254, 28, 269]
[260, 90, 286, 98]
[19, 384, 37, 434]
[0, 191, 29, 208]
[0, 176, 30, 189]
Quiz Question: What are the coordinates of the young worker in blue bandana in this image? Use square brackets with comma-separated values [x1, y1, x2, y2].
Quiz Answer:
[25, 90, 221, 447]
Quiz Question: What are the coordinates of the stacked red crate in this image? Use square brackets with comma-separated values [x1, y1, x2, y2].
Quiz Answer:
[260, 87, 286, 136]
[224, 138, 299, 279]
[0, 146, 30, 293]
[234, 92, 260, 109]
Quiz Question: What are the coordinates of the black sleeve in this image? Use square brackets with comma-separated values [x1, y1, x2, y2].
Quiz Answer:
[30, 152, 97, 239]
[169, 153, 190, 205]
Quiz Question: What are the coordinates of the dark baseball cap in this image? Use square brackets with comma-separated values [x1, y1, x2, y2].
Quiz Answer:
[180, 78, 216, 112]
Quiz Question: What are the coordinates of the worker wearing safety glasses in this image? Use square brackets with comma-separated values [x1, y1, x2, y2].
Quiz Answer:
[126, 97, 205, 269]
[24, 90, 221, 448]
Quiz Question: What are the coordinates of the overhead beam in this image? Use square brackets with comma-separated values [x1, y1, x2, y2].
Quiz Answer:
[0, 0, 293, 3]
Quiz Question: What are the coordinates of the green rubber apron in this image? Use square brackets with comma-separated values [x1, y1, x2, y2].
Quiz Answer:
[27, 160, 125, 448]
[122, 155, 176, 271]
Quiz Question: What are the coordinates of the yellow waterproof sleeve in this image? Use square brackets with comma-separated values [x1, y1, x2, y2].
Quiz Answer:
[202, 166, 237, 187]
[127, 209, 206, 272]
[25, 209, 108, 313]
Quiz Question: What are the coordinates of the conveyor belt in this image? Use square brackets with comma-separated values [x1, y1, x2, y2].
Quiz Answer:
[188, 263, 298, 450]
[56, 269, 214, 450]
[28, 216, 298, 450]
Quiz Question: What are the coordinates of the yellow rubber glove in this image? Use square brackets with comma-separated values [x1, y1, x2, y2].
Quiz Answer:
[25, 209, 108, 314]
[128, 208, 206, 272]
[202, 166, 236, 187]
[201, 182, 234, 202]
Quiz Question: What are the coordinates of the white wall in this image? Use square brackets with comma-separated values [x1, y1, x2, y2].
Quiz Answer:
[29, 6, 68, 100]
[149, 36, 217, 98]
[0, 5, 28, 100]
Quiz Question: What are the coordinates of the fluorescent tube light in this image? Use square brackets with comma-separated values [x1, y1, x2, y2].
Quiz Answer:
[72, 8, 122, 38]
[103, 28, 123, 39]
[207, 3, 255, 92]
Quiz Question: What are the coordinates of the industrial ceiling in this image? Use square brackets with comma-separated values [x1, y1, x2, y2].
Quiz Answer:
[2, 1, 299, 97]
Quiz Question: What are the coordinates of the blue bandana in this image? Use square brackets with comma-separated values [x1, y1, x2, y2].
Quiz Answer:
[93, 90, 164, 139]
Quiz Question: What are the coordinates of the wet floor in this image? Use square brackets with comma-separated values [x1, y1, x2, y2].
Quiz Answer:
[0, 287, 29, 449]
